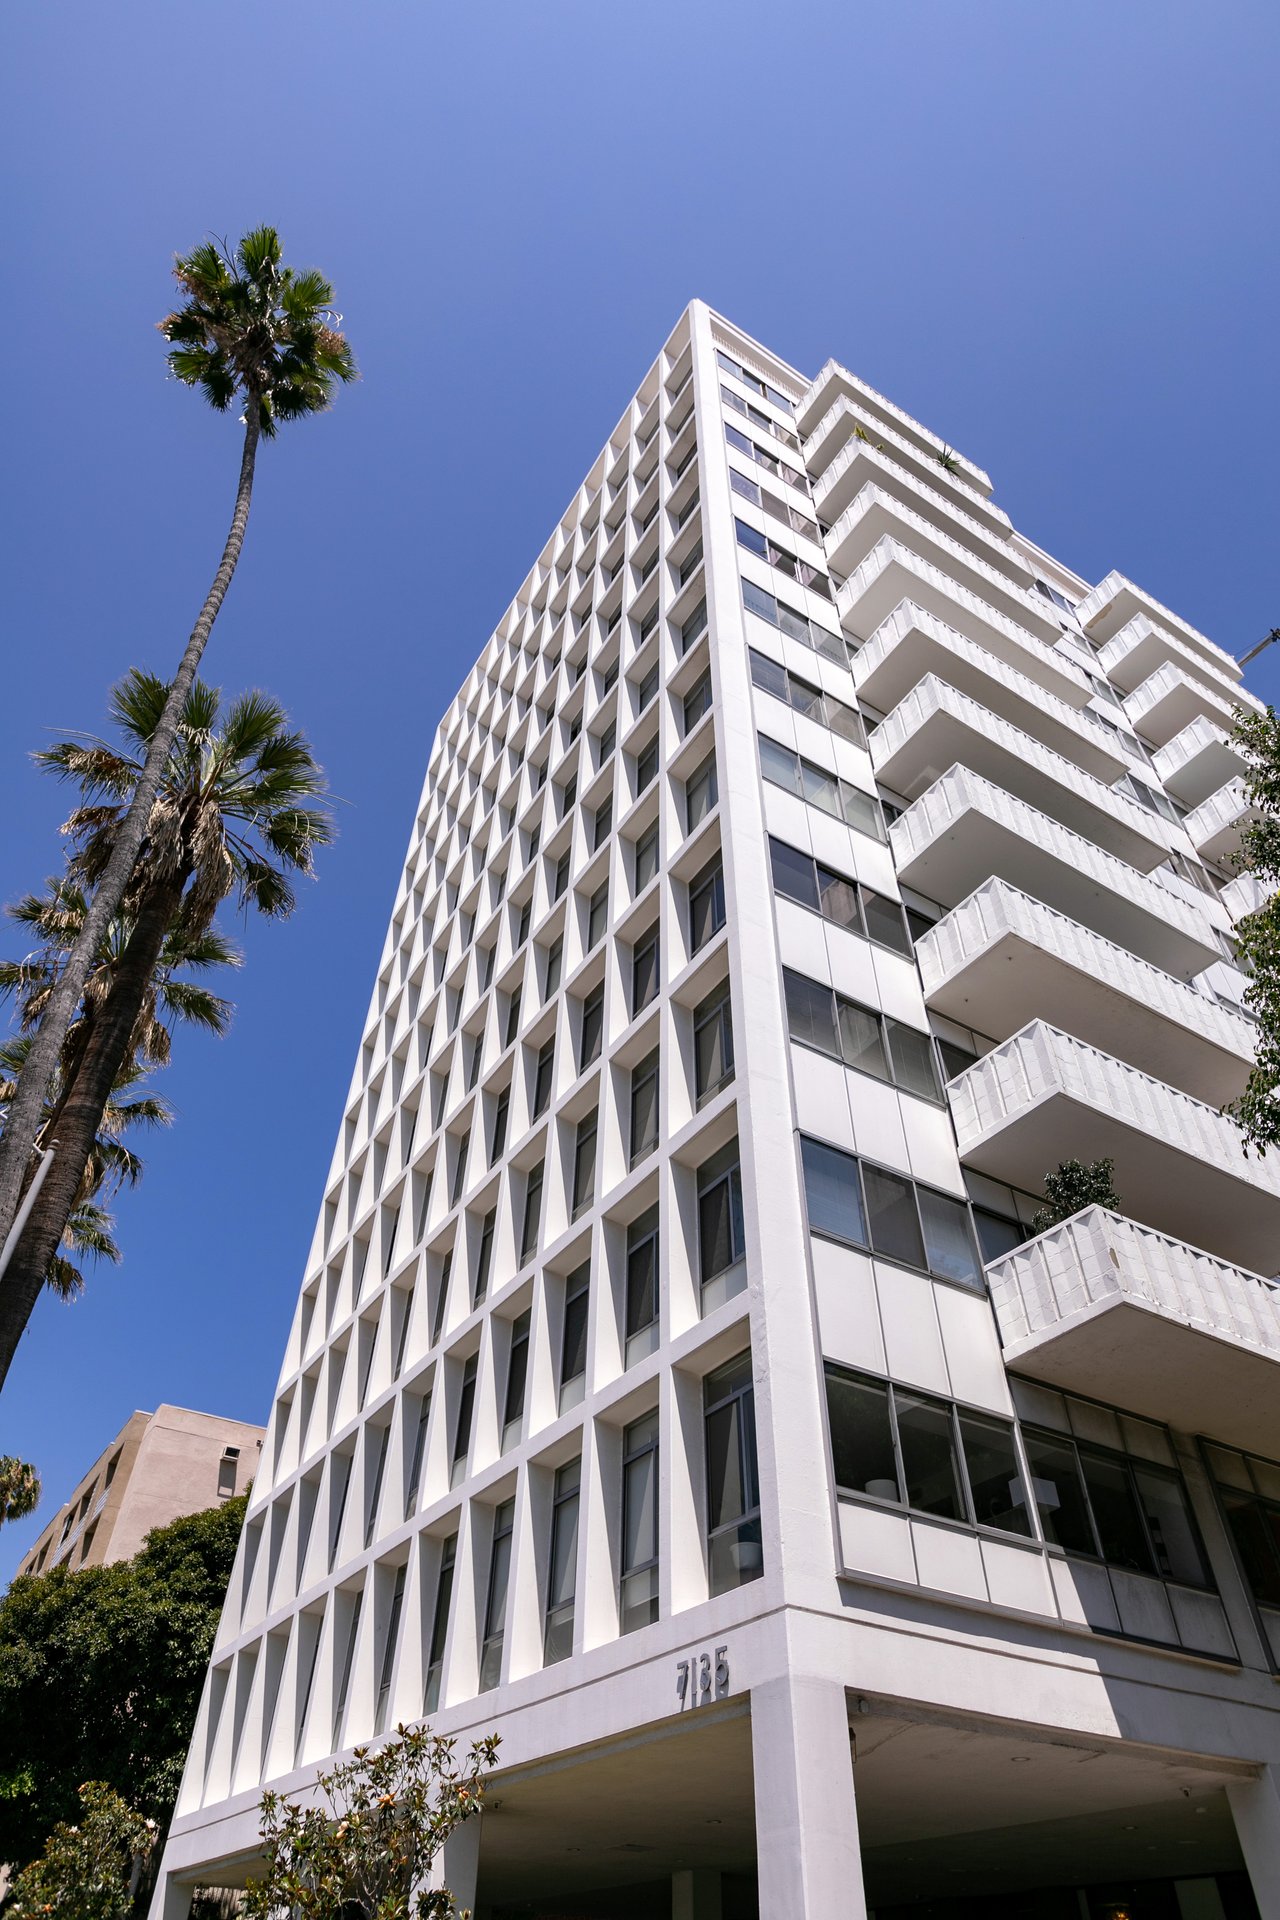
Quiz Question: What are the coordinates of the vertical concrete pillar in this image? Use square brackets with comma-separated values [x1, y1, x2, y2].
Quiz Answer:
[672, 1867, 723, 1919]
[1228, 1764, 1280, 1918]
[440, 1812, 482, 1916]
[751, 1673, 866, 1919]
[146, 1872, 193, 1920]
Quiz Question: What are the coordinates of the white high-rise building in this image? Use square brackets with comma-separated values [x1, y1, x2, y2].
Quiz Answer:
[151, 305, 1280, 1920]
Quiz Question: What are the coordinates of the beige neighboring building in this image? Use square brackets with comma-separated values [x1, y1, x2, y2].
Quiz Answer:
[16, 1405, 264, 1578]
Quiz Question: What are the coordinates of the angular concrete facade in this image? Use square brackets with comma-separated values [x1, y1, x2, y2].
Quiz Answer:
[152, 307, 1280, 1919]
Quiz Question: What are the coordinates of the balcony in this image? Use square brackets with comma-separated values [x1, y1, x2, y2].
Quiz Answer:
[870, 677, 1170, 870]
[807, 400, 1012, 542]
[797, 361, 994, 498]
[889, 769, 1220, 978]
[1076, 570, 1247, 688]
[1221, 871, 1270, 921]
[813, 436, 1025, 581]
[1184, 779, 1257, 868]
[854, 601, 1106, 742]
[1096, 612, 1252, 707]
[837, 534, 1083, 677]
[987, 1206, 1280, 1455]
[1123, 661, 1241, 748]
[1152, 716, 1246, 809]
[917, 878, 1253, 1106]
[949, 1021, 1280, 1272]
[827, 486, 1060, 644]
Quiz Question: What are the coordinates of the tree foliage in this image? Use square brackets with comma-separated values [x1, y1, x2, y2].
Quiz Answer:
[0, 1455, 41, 1525]
[242, 1725, 499, 1920]
[0, 1496, 246, 1871]
[1227, 704, 1280, 1155]
[1031, 1158, 1121, 1234]
[6, 1780, 156, 1920]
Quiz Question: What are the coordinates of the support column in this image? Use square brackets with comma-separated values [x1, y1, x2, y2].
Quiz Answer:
[439, 1812, 482, 1916]
[1227, 1764, 1280, 1918]
[751, 1673, 866, 1919]
[146, 1871, 193, 1920]
[672, 1867, 723, 1920]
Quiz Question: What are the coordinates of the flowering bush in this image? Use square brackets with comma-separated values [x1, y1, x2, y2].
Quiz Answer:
[7, 1780, 156, 1919]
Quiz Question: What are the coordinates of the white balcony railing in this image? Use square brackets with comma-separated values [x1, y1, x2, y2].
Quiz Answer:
[1076, 570, 1250, 688]
[1124, 660, 1243, 748]
[1184, 779, 1257, 868]
[1152, 715, 1245, 809]
[1221, 871, 1272, 922]
[855, 601, 1116, 771]
[949, 1021, 1280, 1272]
[798, 360, 994, 494]
[917, 878, 1252, 1105]
[829, 484, 1060, 642]
[1096, 611, 1252, 708]
[888, 765, 1221, 977]
[871, 675, 1171, 870]
[987, 1206, 1280, 1453]
[814, 434, 1023, 580]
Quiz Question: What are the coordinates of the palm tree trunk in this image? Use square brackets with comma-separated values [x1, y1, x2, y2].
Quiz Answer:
[0, 874, 187, 1389]
[0, 406, 260, 1280]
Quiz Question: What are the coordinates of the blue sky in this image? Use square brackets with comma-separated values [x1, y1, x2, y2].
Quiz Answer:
[2, 0, 1278, 1580]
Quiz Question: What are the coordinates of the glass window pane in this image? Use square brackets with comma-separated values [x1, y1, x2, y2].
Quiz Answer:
[825, 1369, 899, 1501]
[958, 1412, 1033, 1536]
[861, 889, 911, 955]
[562, 1284, 589, 1385]
[625, 1221, 658, 1336]
[749, 648, 788, 700]
[801, 761, 841, 816]
[633, 938, 659, 1013]
[828, 701, 866, 748]
[699, 1173, 741, 1283]
[1221, 1493, 1280, 1607]
[841, 784, 885, 841]
[635, 827, 659, 892]
[1022, 1431, 1097, 1554]
[784, 970, 839, 1055]
[707, 1400, 746, 1531]
[1133, 1466, 1208, 1586]
[771, 838, 819, 910]
[801, 1137, 866, 1247]
[838, 1002, 891, 1081]
[1079, 1451, 1155, 1574]
[886, 1021, 941, 1100]
[759, 736, 801, 793]
[776, 602, 810, 645]
[974, 1209, 1023, 1264]
[863, 1164, 926, 1268]
[734, 518, 768, 558]
[918, 1188, 982, 1289]
[742, 579, 778, 624]
[548, 1489, 580, 1610]
[623, 1450, 657, 1571]
[816, 866, 861, 932]
[895, 1393, 965, 1522]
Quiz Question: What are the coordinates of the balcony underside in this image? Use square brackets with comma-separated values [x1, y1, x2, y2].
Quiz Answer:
[1125, 673, 1237, 749]
[838, 541, 1059, 665]
[830, 494, 1055, 642]
[924, 926, 1249, 1107]
[957, 1085, 1280, 1273]
[891, 804, 1220, 980]
[872, 715, 1166, 871]
[1153, 723, 1245, 809]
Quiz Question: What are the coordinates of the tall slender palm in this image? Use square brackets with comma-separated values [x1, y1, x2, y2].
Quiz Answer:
[0, 672, 332, 1387]
[0, 227, 355, 1272]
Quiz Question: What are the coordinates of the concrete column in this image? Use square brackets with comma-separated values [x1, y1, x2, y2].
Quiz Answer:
[1227, 1764, 1280, 1918]
[751, 1673, 866, 1919]
[672, 1867, 723, 1920]
[146, 1871, 193, 1920]
[440, 1812, 482, 1916]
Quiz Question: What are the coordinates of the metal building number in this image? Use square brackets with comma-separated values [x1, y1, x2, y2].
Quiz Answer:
[676, 1645, 729, 1708]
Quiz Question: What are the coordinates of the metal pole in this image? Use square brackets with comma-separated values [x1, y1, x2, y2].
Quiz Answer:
[0, 1146, 55, 1283]
[1238, 628, 1280, 668]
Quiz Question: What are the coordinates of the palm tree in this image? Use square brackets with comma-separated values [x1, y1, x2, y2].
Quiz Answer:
[0, 227, 355, 1275]
[0, 1457, 41, 1528]
[0, 673, 332, 1387]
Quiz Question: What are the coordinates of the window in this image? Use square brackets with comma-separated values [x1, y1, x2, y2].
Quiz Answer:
[332, 1591, 363, 1745]
[625, 1206, 659, 1360]
[689, 858, 726, 953]
[544, 936, 563, 1000]
[735, 473, 821, 544]
[544, 1460, 581, 1665]
[405, 1393, 430, 1516]
[717, 350, 795, 416]
[520, 1161, 544, 1265]
[449, 1128, 470, 1207]
[636, 737, 659, 795]
[705, 1353, 762, 1595]
[579, 983, 604, 1069]
[748, 649, 865, 747]
[678, 538, 704, 586]
[637, 663, 660, 710]
[516, 901, 531, 949]
[479, 1499, 515, 1691]
[825, 1365, 1033, 1538]
[783, 969, 943, 1102]
[1021, 1427, 1209, 1584]
[629, 1050, 659, 1165]
[490, 1087, 509, 1164]
[560, 774, 577, 818]
[759, 735, 885, 839]
[560, 1262, 590, 1408]
[620, 1413, 660, 1633]
[505, 987, 522, 1047]
[553, 851, 570, 902]
[502, 1310, 531, 1448]
[679, 598, 708, 654]
[328, 1451, 353, 1570]
[217, 1448, 239, 1499]
[683, 672, 712, 732]
[769, 837, 914, 955]
[734, 518, 831, 598]
[593, 797, 613, 852]
[724, 421, 806, 491]
[632, 928, 660, 1016]
[474, 1209, 496, 1305]
[432, 1248, 453, 1344]
[572, 1112, 597, 1218]
[694, 982, 734, 1103]
[742, 580, 849, 668]
[452, 1353, 477, 1485]
[365, 1424, 391, 1547]
[634, 823, 660, 892]
[1205, 1444, 1280, 1616]
[532, 1038, 555, 1117]
[698, 1144, 746, 1302]
[800, 1136, 982, 1290]
[465, 1034, 482, 1092]
[587, 882, 609, 949]
[685, 756, 718, 831]
[480, 944, 495, 992]
[423, 1534, 457, 1712]
[376, 1563, 407, 1733]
